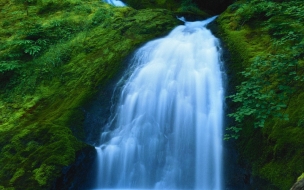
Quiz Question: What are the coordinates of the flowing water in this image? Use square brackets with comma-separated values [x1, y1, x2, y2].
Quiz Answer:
[103, 0, 126, 6]
[94, 16, 224, 190]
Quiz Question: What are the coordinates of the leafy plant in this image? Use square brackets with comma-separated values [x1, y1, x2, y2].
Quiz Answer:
[0, 61, 20, 73]
[13, 39, 43, 56]
[224, 0, 304, 139]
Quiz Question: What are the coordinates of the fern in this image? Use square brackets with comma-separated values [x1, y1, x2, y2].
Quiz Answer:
[0, 61, 20, 73]
[24, 45, 41, 56]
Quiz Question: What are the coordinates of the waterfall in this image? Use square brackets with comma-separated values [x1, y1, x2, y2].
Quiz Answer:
[103, 0, 126, 6]
[94, 16, 224, 190]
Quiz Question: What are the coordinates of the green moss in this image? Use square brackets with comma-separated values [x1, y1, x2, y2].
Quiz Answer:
[257, 92, 304, 189]
[298, 173, 304, 182]
[217, 0, 304, 189]
[0, 0, 179, 189]
[10, 168, 25, 184]
[33, 164, 57, 186]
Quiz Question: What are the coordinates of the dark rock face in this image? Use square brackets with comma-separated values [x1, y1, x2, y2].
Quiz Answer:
[194, 0, 234, 14]
[52, 146, 97, 190]
[82, 74, 124, 146]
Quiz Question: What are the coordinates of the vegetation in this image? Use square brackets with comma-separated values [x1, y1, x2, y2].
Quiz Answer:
[123, 0, 210, 19]
[0, 0, 179, 189]
[122, 0, 233, 14]
[123, 0, 180, 10]
[217, 0, 304, 188]
[1, 0, 303, 188]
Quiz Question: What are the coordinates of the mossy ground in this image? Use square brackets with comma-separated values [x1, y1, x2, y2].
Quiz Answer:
[217, 0, 304, 189]
[0, 0, 179, 189]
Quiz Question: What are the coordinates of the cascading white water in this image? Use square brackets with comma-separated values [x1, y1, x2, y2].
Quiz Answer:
[103, 0, 126, 6]
[94, 16, 224, 190]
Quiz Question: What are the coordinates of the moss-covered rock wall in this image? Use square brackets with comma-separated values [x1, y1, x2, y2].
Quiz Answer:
[0, 0, 180, 189]
[216, 0, 304, 189]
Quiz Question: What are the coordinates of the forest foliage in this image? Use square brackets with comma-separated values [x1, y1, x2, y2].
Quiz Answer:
[218, 0, 304, 189]
[0, 0, 179, 189]
[1, 0, 303, 189]
[222, 0, 304, 139]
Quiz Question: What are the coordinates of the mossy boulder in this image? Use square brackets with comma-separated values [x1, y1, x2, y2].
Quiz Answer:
[0, 0, 179, 189]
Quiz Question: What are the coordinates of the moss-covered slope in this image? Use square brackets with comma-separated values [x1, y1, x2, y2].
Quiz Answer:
[0, 0, 179, 189]
[217, 0, 304, 189]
